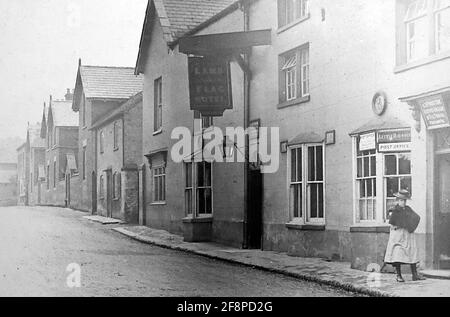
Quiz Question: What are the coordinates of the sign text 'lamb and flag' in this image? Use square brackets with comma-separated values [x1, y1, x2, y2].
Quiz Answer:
[188, 57, 232, 117]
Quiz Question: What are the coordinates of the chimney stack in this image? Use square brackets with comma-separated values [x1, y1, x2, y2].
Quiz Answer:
[65, 88, 74, 101]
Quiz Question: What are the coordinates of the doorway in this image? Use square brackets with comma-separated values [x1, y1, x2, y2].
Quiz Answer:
[65, 173, 70, 207]
[436, 153, 450, 269]
[245, 169, 263, 249]
[106, 170, 113, 218]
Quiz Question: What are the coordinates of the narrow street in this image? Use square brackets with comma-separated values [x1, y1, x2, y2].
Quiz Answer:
[0, 206, 355, 297]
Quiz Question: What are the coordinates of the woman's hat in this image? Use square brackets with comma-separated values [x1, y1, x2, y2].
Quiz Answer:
[394, 189, 411, 200]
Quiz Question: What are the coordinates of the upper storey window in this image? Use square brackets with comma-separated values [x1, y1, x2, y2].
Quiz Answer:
[278, 0, 309, 28]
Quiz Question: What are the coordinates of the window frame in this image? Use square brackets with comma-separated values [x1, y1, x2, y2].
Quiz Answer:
[154, 77, 163, 132]
[152, 165, 166, 203]
[383, 152, 412, 214]
[434, 1, 450, 53]
[279, 44, 310, 106]
[99, 130, 105, 154]
[184, 161, 214, 218]
[287, 143, 325, 225]
[352, 136, 413, 225]
[278, 0, 310, 29]
[113, 121, 119, 150]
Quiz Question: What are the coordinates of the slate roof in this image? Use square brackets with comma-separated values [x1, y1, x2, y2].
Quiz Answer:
[136, 0, 239, 73]
[79, 66, 143, 100]
[162, 0, 238, 42]
[50, 100, 79, 127]
[90, 92, 143, 130]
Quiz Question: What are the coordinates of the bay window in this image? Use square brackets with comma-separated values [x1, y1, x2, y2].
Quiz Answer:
[288, 143, 325, 224]
[353, 134, 413, 224]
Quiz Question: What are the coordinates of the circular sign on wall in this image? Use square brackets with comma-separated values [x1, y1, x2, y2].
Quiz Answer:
[372, 91, 388, 116]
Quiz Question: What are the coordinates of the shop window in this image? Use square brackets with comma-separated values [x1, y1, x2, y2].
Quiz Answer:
[353, 133, 412, 224]
[152, 166, 166, 203]
[384, 153, 412, 212]
[356, 148, 377, 221]
[278, 0, 309, 28]
[185, 162, 193, 216]
[279, 44, 309, 105]
[288, 143, 325, 224]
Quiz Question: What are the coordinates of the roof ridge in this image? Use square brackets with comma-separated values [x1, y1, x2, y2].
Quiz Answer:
[81, 65, 137, 70]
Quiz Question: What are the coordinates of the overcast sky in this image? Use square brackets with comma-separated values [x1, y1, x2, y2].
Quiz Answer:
[0, 0, 148, 139]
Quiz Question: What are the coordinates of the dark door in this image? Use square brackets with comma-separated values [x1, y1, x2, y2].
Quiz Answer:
[65, 174, 70, 207]
[92, 171, 97, 215]
[106, 170, 112, 218]
[436, 154, 450, 269]
[246, 169, 263, 249]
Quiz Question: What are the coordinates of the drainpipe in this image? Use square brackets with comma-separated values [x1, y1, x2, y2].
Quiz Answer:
[242, 0, 251, 249]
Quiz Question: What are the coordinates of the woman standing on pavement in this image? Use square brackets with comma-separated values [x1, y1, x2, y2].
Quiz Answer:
[384, 190, 426, 282]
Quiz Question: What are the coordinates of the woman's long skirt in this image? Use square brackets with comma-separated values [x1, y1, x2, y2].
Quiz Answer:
[384, 226, 419, 264]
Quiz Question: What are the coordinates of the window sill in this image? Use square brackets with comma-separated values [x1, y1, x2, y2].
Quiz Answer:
[277, 14, 311, 34]
[153, 129, 163, 136]
[150, 202, 166, 206]
[350, 225, 390, 233]
[286, 222, 326, 231]
[394, 50, 450, 74]
[183, 216, 213, 223]
[277, 95, 310, 109]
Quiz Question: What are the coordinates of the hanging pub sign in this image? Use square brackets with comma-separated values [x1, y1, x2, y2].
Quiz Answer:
[188, 56, 233, 117]
[418, 95, 450, 130]
[377, 128, 412, 153]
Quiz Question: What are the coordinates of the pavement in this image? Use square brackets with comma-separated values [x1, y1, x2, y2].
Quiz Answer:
[112, 225, 450, 297]
[83, 215, 124, 225]
[0, 206, 355, 297]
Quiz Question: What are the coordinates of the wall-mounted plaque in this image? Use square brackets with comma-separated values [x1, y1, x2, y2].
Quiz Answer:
[418, 95, 450, 130]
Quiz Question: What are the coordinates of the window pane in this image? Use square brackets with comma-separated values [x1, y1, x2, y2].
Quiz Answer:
[367, 178, 373, 197]
[186, 163, 192, 187]
[291, 149, 297, 182]
[363, 157, 370, 177]
[205, 163, 212, 186]
[399, 154, 411, 175]
[185, 189, 192, 214]
[316, 146, 323, 181]
[386, 177, 399, 198]
[197, 163, 204, 187]
[400, 176, 412, 194]
[436, 9, 450, 52]
[205, 188, 212, 214]
[357, 158, 362, 178]
[318, 183, 324, 218]
[308, 146, 315, 181]
[198, 189, 205, 214]
[310, 184, 318, 218]
[291, 184, 302, 218]
[359, 200, 367, 221]
[359, 180, 366, 198]
[161, 175, 165, 201]
[385, 155, 397, 175]
[370, 156, 376, 176]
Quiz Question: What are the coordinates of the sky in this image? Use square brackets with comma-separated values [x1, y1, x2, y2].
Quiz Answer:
[0, 0, 148, 139]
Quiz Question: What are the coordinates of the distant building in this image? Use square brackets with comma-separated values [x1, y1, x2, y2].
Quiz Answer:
[90, 92, 143, 223]
[71, 60, 143, 213]
[40, 92, 79, 208]
[0, 162, 17, 206]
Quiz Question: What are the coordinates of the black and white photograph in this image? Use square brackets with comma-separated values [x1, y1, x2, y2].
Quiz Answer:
[1, 0, 450, 301]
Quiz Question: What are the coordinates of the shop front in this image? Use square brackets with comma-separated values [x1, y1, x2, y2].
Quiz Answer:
[401, 88, 450, 270]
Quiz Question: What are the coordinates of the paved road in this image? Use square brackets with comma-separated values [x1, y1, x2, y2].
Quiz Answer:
[0, 206, 355, 297]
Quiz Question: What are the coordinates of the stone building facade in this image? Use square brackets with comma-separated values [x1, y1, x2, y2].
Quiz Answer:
[90, 92, 143, 223]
